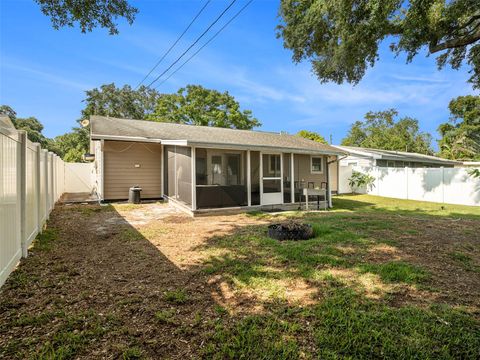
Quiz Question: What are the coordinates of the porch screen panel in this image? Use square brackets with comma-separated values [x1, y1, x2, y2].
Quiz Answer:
[175, 146, 192, 205]
[196, 148, 247, 209]
[165, 146, 176, 198]
[250, 151, 260, 206]
[283, 153, 291, 203]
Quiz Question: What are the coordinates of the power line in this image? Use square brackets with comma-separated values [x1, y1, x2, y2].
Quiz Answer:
[154, 0, 254, 89]
[135, 0, 211, 89]
[146, 0, 238, 89]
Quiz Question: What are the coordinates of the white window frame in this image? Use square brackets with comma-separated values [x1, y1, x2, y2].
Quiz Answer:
[310, 155, 324, 174]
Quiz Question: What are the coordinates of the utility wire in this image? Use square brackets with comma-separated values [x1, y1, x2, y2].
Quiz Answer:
[154, 0, 254, 89]
[135, 0, 211, 89]
[146, 0, 237, 89]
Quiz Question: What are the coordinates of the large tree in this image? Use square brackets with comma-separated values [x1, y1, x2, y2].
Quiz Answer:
[82, 83, 160, 120]
[0, 105, 52, 149]
[277, 0, 480, 88]
[34, 0, 137, 34]
[438, 95, 480, 160]
[52, 83, 161, 162]
[341, 109, 433, 154]
[297, 130, 328, 144]
[148, 85, 260, 129]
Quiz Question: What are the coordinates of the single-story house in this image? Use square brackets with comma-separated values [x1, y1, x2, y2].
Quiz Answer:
[89, 116, 346, 214]
[333, 145, 460, 168]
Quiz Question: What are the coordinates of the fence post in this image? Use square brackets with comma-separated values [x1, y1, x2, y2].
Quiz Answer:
[35, 143, 42, 234]
[18, 131, 28, 258]
[405, 166, 409, 200]
[43, 149, 49, 218]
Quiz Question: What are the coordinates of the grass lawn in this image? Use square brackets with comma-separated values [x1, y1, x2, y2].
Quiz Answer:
[0, 195, 479, 359]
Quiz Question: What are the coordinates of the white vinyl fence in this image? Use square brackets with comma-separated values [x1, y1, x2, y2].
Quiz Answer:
[339, 165, 480, 206]
[1, 122, 93, 288]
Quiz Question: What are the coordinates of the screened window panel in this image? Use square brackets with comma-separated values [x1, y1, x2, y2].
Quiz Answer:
[250, 151, 260, 206]
[283, 153, 291, 203]
[195, 148, 247, 209]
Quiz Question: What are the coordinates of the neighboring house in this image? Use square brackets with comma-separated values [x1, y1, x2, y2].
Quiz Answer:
[334, 145, 460, 168]
[89, 116, 346, 214]
[462, 161, 480, 167]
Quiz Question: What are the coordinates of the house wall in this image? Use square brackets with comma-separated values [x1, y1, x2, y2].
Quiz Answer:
[294, 154, 328, 188]
[339, 155, 374, 167]
[103, 140, 162, 200]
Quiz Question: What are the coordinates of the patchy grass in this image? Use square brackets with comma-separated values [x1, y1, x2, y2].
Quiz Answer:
[359, 261, 429, 284]
[449, 251, 480, 273]
[155, 309, 176, 324]
[164, 290, 189, 304]
[333, 194, 480, 219]
[34, 227, 58, 251]
[1, 197, 479, 358]
[204, 287, 479, 359]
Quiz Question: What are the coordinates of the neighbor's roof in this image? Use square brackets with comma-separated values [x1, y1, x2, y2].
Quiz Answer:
[334, 145, 460, 165]
[90, 116, 346, 155]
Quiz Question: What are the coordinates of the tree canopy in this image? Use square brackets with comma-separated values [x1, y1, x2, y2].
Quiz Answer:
[82, 83, 160, 120]
[0, 105, 52, 149]
[34, 0, 137, 34]
[438, 95, 480, 160]
[277, 0, 480, 88]
[341, 109, 433, 154]
[148, 85, 260, 129]
[297, 130, 328, 144]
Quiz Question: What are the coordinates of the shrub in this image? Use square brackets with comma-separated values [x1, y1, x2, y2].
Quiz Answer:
[348, 171, 375, 194]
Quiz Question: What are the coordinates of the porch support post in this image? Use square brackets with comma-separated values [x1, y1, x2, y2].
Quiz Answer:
[247, 150, 251, 207]
[191, 146, 196, 211]
[280, 153, 284, 203]
[290, 153, 295, 204]
[160, 144, 164, 197]
[100, 139, 105, 201]
[326, 156, 332, 208]
[259, 152, 263, 205]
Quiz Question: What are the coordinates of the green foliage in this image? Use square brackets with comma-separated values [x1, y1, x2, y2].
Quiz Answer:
[342, 109, 433, 154]
[296, 130, 328, 144]
[438, 95, 480, 160]
[0, 105, 53, 150]
[348, 171, 376, 194]
[278, 0, 480, 88]
[82, 83, 160, 120]
[51, 126, 90, 162]
[148, 84, 260, 129]
[34, 0, 138, 35]
[469, 169, 480, 178]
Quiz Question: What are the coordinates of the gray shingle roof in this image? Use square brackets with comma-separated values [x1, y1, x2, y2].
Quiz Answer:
[335, 145, 460, 165]
[90, 116, 345, 155]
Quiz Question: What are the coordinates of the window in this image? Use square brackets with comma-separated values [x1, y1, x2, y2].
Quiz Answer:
[310, 156, 323, 174]
[266, 154, 281, 176]
[211, 156, 222, 184]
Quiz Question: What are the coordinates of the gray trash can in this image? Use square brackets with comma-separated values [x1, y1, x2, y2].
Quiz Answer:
[128, 186, 142, 204]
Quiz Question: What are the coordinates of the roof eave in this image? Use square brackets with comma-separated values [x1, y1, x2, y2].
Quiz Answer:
[91, 134, 346, 155]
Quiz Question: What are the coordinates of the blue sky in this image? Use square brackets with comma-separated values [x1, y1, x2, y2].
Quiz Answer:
[0, 0, 477, 148]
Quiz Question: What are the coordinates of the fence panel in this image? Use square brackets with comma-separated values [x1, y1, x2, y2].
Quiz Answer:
[64, 163, 94, 193]
[0, 129, 21, 287]
[1, 116, 93, 288]
[25, 141, 39, 248]
[340, 165, 480, 206]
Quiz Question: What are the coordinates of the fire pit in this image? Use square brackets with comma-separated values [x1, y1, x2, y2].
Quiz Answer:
[268, 221, 314, 241]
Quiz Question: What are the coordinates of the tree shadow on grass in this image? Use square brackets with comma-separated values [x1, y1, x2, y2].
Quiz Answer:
[0, 203, 479, 359]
